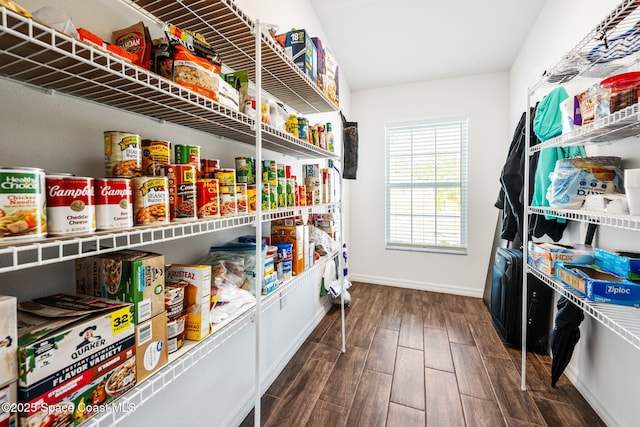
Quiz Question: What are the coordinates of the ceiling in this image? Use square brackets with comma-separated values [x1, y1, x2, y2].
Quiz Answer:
[309, 0, 547, 92]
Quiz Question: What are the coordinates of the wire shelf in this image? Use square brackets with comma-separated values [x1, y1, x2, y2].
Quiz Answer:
[0, 8, 338, 159]
[528, 206, 640, 231]
[121, 0, 338, 115]
[528, 266, 640, 351]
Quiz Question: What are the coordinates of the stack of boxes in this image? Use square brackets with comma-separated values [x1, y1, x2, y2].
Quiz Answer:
[0, 297, 16, 427]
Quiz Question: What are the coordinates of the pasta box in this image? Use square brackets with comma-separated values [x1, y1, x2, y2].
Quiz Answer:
[75, 250, 165, 324]
[16, 294, 135, 422]
[594, 248, 640, 280]
[165, 265, 211, 341]
[527, 242, 594, 275]
[0, 296, 17, 385]
[555, 263, 640, 307]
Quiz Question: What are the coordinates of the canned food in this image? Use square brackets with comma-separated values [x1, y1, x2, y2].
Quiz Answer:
[215, 168, 236, 185]
[262, 183, 270, 211]
[219, 192, 237, 217]
[286, 178, 295, 207]
[95, 178, 133, 230]
[196, 178, 220, 218]
[0, 167, 47, 242]
[262, 160, 277, 186]
[174, 144, 201, 171]
[141, 139, 171, 176]
[132, 176, 170, 225]
[162, 165, 196, 221]
[277, 163, 286, 179]
[167, 315, 186, 354]
[236, 184, 247, 214]
[46, 175, 96, 236]
[247, 185, 257, 212]
[235, 157, 255, 184]
[104, 131, 142, 177]
[200, 159, 219, 179]
[299, 184, 306, 206]
[277, 178, 286, 208]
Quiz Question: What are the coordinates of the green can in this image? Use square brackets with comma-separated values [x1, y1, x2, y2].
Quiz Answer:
[175, 144, 201, 170]
[262, 160, 277, 186]
[286, 178, 295, 207]
[262, 183, 271, 211]
[235, 157, 255, 184]
[277, 178, 286, 208]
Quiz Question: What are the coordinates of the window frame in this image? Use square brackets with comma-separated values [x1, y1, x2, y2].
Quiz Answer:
[384, 117, 469, 255]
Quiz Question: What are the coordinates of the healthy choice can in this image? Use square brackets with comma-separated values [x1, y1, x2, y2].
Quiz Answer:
[104, 131, 142, 177]
[235, 157, 255, 184]
[95, 178, 133, 230]
[0, 167, 47, 242]
[132, 176, 170, 225]
[162, 164, 197, 221]
[45, 175, 96, 236]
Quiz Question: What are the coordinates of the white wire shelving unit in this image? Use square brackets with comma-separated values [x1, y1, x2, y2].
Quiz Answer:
[522, 0, 640, 391]
[0, 0, 342, 425]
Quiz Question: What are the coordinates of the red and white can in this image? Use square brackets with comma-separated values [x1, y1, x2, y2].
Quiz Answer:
[162, 164, 197, 221]
[196, 178, 220, 218]
[45, 175, 96, 236]
[95, 178, 133, 230]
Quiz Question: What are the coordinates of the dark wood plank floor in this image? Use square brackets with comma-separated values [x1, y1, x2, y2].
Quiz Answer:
[241, 282, 605, 427]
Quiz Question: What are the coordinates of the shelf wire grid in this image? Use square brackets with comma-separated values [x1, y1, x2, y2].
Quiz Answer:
[529, 206, 640, 230]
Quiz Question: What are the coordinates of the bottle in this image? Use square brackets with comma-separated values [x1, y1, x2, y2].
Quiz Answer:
[326, 122, 335, 152]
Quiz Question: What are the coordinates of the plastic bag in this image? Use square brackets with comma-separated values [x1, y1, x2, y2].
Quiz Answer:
[32, 7, 78, 38]
[547, 156, 622, 208]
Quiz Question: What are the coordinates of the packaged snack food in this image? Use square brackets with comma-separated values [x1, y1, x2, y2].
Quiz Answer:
[112, 21, 153, 69]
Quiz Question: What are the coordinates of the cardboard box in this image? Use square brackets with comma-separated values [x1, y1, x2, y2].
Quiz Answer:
[75, 250, 165, 324]
[0, 297, 17, 385]
[135, 312, 168, 382]
[323, 47, 339, 107]
[16, 294, 135, 424]
[594, 248, 640, 280]
[272, 219, 304, 276]
[311, 37, 323, 88]
[285, 29, 317, 82]
[555, 263, 640, 307]
[527, 242, 593, 275]
[165, 265, 211, 341]
[0, 381, 16, 427]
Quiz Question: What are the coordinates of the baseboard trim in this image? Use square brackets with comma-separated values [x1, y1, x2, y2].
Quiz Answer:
[564, 366, 619, 427]
[349, 273, 484, 298]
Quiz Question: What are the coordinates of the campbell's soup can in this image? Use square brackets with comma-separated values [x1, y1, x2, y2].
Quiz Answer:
[247, 184, 257, 213]
[46, 175, 96, 236]
[95, 178, 133, 230]
[200, 159, 219, 178]
[162, 164, 197, 221]
[141, 139, 171, 176]
[235, 157, 255, 184]
[196, 178, 220, 218]
[0, 167, 47, 242]
[132, 176, 170, 225]
[104, 131, 142, 177]
[215, 168, 236, 185]
[174, 144, 201, 171]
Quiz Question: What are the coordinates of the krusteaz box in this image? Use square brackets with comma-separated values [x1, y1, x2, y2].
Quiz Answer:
[165, 265, 211, 341]
[75, 250, 165, 324]
[527, 242, 593, 275]
[16, 294, 136, 426]
[555, 263, 640, 307]
[594, 248, 640, 280]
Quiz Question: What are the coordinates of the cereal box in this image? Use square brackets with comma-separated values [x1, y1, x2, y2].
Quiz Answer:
[165, 265, 211, 341]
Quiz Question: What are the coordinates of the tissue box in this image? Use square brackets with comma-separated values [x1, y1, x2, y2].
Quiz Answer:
[555, 263, 640, 307]
[527, 242, 594, 275]
[594, 248, 640, 280]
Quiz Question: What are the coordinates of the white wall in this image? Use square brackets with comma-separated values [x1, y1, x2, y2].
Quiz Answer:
[511, 1, 640, 426]
[348, 73, 509, 297]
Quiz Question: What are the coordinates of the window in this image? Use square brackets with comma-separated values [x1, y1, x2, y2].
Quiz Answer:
[385, 118, 468, 254]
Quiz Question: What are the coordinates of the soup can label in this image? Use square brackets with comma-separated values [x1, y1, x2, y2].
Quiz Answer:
[215, 168, 236, 185]
[175, 144, 201, 171]
[235, 157, 255, 184]
[286, 178, 295, 207]
[262, 183, 270, 211]
[0, 167, 47, 241]
[95, 178, 133, 230]
[46, 176, 96, 236]
[262, 160, 277, 186]
[236, 184, 247, 214]
[132, 176, 169, 224]
[219, 192, 237, 217]
[104, 131, 142, 177]
[247, 185, 257, 212]
[196, 178, 220, 218]
[200, 159, 219, 179]
[162, 165, 197, 221]
[277, 178, 286, 208]
[142, 139, 171, 176]
[277, 163, 285, 179]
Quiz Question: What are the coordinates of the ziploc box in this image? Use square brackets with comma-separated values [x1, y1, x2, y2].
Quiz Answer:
[527, 242, 594, 275]
[0, 296, 17, 385]
[594, 248, 640, 280]
[165, 265, 211, 341]
[285, 29, 317, 82]
[75, 250, 165, 324]
[272, 218, 305, 276]
[135, 312, 168, 382]
[16, 294, 135, 425]
[555, 263, 640, 307]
